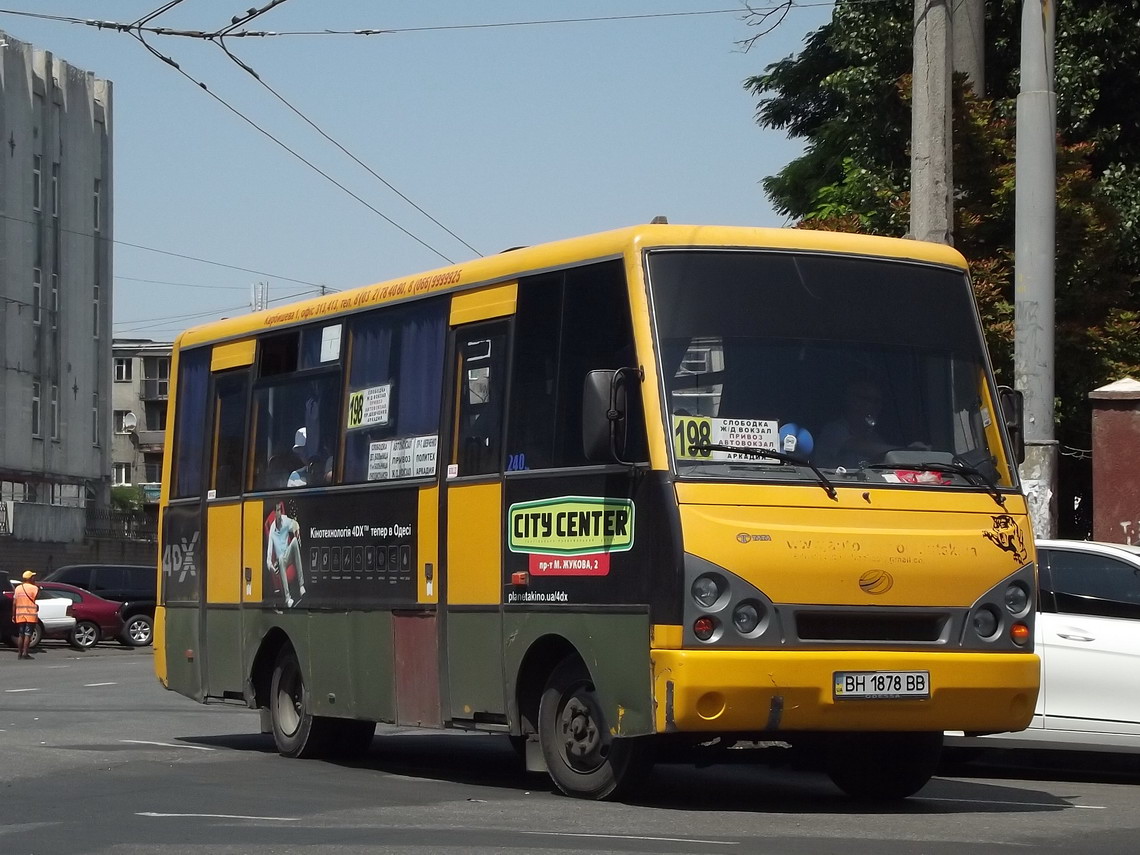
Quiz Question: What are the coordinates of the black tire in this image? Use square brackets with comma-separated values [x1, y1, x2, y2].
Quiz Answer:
[825, 731, 943, 801]
[70, 620, 101, 650]
[269, 647, 332, 758]
[29, 622, 44, 649]
[120, 613, 153, 647]
[537, 656, 652, 800]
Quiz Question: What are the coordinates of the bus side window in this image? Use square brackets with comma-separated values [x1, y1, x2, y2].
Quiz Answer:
[507, 261, 643, 469]
[250, 328, 343, 492]
[341, 299, 447, 484]
[170, 348, 211, 498]
[211, 371, 249, 498]
[456, 330, 507, 477]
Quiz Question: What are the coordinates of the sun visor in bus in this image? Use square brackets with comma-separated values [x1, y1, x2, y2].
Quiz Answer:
[449, 282, 517, 325]
[210, 339, 257, 372]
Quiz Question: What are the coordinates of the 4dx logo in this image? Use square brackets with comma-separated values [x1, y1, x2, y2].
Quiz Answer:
[162, 531, 200, 583]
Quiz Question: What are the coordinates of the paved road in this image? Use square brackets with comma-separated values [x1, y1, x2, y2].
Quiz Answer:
[1, 641, 1137, 854]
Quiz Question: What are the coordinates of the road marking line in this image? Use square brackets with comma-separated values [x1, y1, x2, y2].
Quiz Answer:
[521, 831, 738, 845]
[84, 682, 117, 687]
[138, 812, 299, 821]
[4, 688, 39, 693]
[924, 797, 1106, 810]
[120, 740, 215, 751]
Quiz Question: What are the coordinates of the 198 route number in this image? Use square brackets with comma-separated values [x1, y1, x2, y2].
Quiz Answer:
[833, 670, 930, 700]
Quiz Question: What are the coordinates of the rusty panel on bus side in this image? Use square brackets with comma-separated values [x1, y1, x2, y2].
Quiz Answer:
[393, 612, 441, 727]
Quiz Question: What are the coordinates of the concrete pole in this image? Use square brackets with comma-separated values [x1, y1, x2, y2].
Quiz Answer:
[910, 1, 954, 244]
[951, 0, 985, 94]
[1014, 1, 1057, 538]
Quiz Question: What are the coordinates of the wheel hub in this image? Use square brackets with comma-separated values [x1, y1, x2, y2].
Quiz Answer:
[560, 695, 604, 764]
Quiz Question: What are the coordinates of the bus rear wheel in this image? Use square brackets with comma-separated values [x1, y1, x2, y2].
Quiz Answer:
[825, 731, 942, 801]
[537, 657, 650, 800]
[270, 647, 330, 758]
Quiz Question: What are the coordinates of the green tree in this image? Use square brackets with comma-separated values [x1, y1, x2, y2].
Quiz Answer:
[111, 485, 144, 513]
[745, 0, 1140, 478]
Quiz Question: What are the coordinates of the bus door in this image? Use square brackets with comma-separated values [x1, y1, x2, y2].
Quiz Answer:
[201, 346, 254, 700]
[438, 319, 511, 725]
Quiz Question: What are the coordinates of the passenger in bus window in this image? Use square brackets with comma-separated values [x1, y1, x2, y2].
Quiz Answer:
[287, 428, 309, 487]
[265, 437, 303, 489]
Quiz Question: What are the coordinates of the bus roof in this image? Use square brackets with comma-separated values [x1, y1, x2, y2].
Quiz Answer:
[174, 223, 969, 350]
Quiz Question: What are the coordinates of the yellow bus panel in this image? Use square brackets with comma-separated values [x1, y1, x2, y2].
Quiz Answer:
[243, 500, 266, 603]
[446, 482, 502, 605]
[205, 503, 243, 604]
[449, 282, 518, 325]
[418, 485, 440, 603]
[210, 338, 256, 372]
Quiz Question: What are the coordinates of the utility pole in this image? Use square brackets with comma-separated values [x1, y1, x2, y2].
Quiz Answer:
[910, 0, 954, 244]
[951, 0, 985, 93]
[1014, 0, 1058, 538]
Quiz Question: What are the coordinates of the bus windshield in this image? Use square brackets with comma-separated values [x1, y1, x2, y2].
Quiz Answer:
[648, 249, 1014, 489]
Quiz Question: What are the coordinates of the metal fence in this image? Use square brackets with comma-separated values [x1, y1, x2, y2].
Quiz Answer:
[85, 508, 158, 542]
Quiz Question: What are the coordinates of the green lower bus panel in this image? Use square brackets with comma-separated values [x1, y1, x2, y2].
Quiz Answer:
[164, 605, 203, 703]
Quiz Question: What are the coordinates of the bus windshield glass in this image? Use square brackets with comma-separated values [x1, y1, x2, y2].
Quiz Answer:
[648, 249, 1014, 488]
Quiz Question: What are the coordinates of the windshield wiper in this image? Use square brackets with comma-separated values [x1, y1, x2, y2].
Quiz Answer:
[691, 443, 837, 501]
[866, 459, 1005, 507]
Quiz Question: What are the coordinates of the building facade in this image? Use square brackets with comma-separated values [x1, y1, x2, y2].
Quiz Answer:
[0, 31, 113, 548]
[111, 339, 171, 507]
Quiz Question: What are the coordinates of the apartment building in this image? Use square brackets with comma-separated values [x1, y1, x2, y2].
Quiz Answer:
[111, 339, 171, 505]
[0, 31, 113, 548]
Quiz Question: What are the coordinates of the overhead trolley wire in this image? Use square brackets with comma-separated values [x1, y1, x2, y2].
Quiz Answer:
[130, 30, 460, 264]
[213, 39, 482, 257]
[0, 210, 330, 289]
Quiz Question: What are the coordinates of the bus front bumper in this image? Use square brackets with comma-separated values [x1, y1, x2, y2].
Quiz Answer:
[651, 649, 1039, 735]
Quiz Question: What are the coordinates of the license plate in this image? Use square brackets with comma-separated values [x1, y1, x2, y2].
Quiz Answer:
[833, 670, 930, 700]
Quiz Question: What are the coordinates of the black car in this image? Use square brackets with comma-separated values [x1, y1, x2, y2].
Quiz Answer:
[40, 564, 156, 646]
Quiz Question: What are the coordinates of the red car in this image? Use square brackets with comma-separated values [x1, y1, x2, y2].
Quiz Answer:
[35, 581, 125, 649]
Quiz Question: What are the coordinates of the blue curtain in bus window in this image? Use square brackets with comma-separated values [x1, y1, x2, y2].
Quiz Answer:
[343, 313, 395, 483]
[396, 309, 446, 435]
[173, 348, 210, 498]
[343, 299, 446, 483]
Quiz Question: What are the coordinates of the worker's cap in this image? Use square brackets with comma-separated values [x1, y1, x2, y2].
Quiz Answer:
[293, 427, 307, 451]
[21, 570, 36, 581]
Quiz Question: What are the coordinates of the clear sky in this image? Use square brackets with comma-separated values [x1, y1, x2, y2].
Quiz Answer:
[2, 1, 833, 340]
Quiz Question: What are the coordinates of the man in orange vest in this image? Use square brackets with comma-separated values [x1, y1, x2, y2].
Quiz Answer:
[13, 570, 40, 660]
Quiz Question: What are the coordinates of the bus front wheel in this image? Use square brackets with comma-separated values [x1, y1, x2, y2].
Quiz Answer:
[824, 731, 942, 801]
[270, 648, 328, 758]
[537, 657, 650, 800]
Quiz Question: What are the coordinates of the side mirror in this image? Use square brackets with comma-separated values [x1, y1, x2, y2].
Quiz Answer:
[582, 368, 639, 464]
[997, 386, 1025, 465]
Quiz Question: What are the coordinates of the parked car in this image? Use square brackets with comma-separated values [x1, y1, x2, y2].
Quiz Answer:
[36, 581, 126, 649]
[40, 563, 155, 647]
[3, 583, 78, 649]
[947, 539, 1140, 754]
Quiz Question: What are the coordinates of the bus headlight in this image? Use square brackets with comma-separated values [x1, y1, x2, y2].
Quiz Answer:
[972, 605, 1001, 640]
[732, 600, 763, 635]
[1003, 582, 1030, 616]
[691, 575, 724, 609]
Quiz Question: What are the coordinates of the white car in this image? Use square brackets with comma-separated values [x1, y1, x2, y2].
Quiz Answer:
[4, 582, 77, 648]
[947, 539, 1140, 753]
